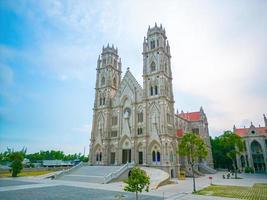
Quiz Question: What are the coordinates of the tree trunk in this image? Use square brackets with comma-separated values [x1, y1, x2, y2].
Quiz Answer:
[192, 163, 196, 193]
[136, 191, 138, 200]
[233, 159, 237, 179]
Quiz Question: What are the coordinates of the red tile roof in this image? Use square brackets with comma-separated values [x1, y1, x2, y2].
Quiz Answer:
[176, 129, 184, 137]
[235, 127, 267, 137]
[177, 112, 201, 121]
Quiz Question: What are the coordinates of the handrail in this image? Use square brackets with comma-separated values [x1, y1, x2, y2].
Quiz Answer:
[104, 162, 135, 183]
[199, 163, 217, 174]
[54, 161, 83, 179]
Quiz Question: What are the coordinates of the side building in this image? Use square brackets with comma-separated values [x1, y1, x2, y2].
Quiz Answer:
[234, 114, 267, 173]
[175, 108, 214, 174]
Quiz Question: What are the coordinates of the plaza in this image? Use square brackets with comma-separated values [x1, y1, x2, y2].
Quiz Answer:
[1, 170, 266, 200]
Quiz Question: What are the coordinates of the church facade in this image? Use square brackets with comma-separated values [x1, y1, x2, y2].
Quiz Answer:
[234, 115, 267, 173]
[89, 24, 213, 176]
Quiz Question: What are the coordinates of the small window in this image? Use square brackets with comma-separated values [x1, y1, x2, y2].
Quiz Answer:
[111, 130, 117, 137]
[150, 40, 155, 49]
[101, 77, 105, 86]
[251, 130, 255, 134]
[113, 77, 117, 87]
[150, 86, 153, 96]
[155, 86, 158, 95]
[102, 97, 105, 105]
[157, 39, 159, 47]
[157, 151, 160, 162]
[99, 152, 102, 161]
[152, 151, 156, 162]
[150, 62, 156, 72]
[192, 128, 199, 135]
[137, 127, 143, 135]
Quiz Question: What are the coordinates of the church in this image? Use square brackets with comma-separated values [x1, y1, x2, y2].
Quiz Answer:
[89, 24, 213, 176]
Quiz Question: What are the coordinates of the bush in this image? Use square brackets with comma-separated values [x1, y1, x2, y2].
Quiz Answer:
[244, 166, 254, 173]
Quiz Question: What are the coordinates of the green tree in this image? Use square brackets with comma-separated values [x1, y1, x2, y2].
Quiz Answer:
[211, 136, 233, 170]
[124, 167, 150, 200]
[220, 131, 244, 178]
[8, 151, 24, 177]
[178, 133, 208, 193]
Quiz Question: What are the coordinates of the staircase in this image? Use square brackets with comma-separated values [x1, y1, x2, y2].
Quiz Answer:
[104, 162, 135, 183]
[56, 164, 122, 183]
[141, 167, 170, 190]
[199, 163, 217, 174]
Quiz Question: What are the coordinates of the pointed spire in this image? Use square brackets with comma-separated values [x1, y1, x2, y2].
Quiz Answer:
[233, 125, 236, 131]
[200, 106, 204, 112]
[107, 43, 110, 48]
[176, 109, 179, 114]
[160, 23, 162, 29]
[112, 44, 114, 49]
[155, 22, 157, 27]
[264, 113, 267, 126]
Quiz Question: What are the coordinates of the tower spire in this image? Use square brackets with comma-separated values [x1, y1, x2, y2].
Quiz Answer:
[264, 113, 267, 126]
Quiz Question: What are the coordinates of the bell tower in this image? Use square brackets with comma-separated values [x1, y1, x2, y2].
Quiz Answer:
[142, 23, 176, 165]
[90, 44, 122, 165]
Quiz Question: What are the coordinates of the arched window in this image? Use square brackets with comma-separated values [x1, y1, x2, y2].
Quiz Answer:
[150, 86, 153, 96]
[157, 151, 160, 162]
[96, 153, 99, 161]
[251, 140, 263, 153]
[152, 151, 156, 162]
[150, 62, 156, 72]
[102, 97, 105, 105]
[113, 77, 117, 87]
[155, 85, 158, 95]
[99, 152, 102, 161]
[101, 77, 105, 86]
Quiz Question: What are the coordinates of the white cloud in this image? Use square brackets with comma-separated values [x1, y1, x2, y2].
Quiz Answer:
[3, 0, 267, 140]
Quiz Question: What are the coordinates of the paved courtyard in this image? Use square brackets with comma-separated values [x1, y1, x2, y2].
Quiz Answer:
[0, 172, 266, 200]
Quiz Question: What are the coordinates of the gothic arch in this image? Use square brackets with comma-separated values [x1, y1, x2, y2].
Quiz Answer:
[119, 135, 131, 149]
[250, 140, 265, 173]
[148, 140, 161, 153]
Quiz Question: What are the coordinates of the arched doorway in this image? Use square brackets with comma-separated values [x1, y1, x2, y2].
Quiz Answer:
[251, 140, 265, 173]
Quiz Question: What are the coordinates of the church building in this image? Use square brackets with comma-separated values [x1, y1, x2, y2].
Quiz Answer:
[89, 24, 213, 176]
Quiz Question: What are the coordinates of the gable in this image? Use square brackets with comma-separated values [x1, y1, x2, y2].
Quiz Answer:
[113, 69, 143, 106]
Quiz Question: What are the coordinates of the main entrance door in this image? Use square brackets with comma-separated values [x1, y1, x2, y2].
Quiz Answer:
[138, 152, 143, 164]
[122, 149, 131, 164]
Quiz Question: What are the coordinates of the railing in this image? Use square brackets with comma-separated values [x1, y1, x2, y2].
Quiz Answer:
[199, 163, 217, 174]
[54, 161, 83, 179]
[104, 162, 135, 184]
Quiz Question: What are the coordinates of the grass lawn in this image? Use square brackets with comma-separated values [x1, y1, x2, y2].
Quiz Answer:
[0, 170, 58, 178]
[196, 183, 267, 200]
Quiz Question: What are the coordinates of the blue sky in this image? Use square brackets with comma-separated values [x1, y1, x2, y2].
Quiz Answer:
[1, 0, 267, 154]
